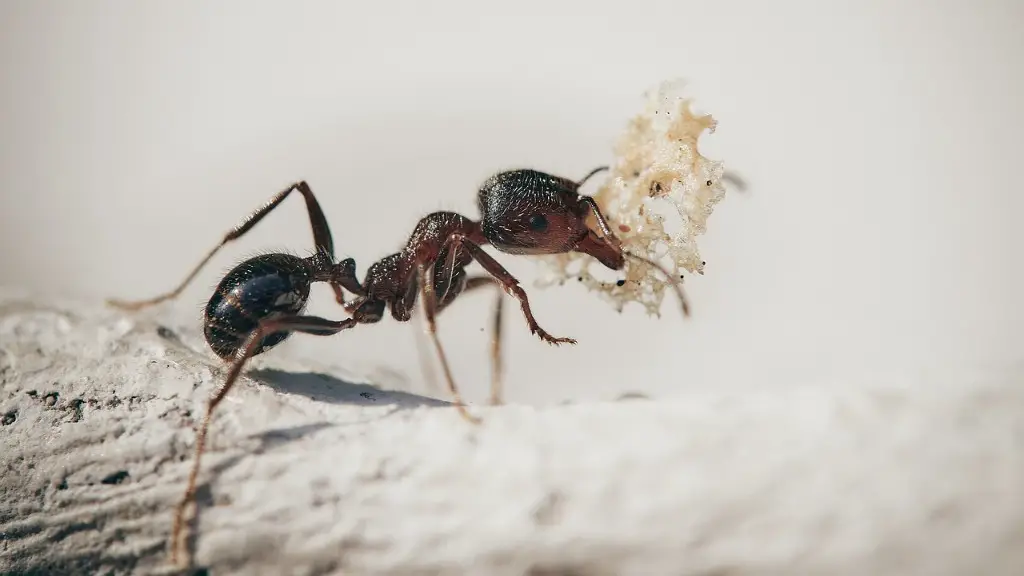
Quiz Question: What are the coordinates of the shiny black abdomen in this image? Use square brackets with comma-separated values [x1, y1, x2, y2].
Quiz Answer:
[203, 253, 312, 359]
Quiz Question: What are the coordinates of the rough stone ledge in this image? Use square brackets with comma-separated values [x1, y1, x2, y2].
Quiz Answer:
[1, 287, 1023, 575]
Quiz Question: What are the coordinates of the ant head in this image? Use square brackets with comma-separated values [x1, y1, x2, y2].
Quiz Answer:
[477, 169, 625, 270]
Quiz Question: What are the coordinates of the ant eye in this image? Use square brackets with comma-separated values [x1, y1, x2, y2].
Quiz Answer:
[529, 214, 548, 232]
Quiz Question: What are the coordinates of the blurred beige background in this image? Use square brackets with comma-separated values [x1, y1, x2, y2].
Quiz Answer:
[1, 0, 1021, 406]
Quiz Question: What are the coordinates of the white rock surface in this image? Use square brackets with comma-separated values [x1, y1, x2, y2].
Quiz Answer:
[2, 287, 1024, 575]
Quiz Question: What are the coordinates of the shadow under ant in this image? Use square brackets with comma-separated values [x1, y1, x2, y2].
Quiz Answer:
[247, 368, 450, 409]
[153, 326, 443, 411]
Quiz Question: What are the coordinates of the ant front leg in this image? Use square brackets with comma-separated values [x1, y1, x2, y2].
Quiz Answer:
[108, 181, 347, 310]
[170, 314, 356, 567]
[446, 234, 576, 347]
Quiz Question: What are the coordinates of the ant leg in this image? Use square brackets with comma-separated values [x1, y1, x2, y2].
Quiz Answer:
[430, 245, 505, 404]
[462, 277, 506, 406]
[109, 181, 344, 310]
[170, 314, 356, 566]
[450, 235, 576, 346]
[416, 262, 481, 424]
[623, 251, 692, 317]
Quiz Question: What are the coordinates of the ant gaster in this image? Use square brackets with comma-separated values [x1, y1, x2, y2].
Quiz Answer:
[107, 166, 690, 566]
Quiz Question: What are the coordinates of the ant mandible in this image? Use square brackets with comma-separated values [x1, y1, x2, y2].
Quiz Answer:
[107, 166, 690, 565]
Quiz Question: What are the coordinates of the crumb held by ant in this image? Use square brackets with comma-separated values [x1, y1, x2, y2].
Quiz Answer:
[536, 79, 728, 315]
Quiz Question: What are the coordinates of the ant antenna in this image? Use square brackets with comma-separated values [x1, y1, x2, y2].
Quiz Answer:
[577, 165, 610, 188]
[623, 250, 691, 318]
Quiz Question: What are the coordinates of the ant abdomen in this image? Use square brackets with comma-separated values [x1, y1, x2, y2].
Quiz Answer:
[203, 253, 313, 359]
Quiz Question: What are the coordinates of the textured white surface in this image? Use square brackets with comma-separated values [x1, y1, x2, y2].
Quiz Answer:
[2, 288, 1024, 575]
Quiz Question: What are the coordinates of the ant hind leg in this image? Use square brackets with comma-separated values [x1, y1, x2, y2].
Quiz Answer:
[109, 181, 340, 310]
[170, 314, 356, 567]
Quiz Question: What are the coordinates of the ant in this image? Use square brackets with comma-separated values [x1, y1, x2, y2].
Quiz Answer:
[107, 166, 690, 565]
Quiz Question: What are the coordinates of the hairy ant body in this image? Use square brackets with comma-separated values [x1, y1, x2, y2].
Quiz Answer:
[107, 166, 690, 565]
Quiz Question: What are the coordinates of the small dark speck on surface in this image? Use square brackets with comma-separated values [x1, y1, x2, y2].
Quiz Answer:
[44, 391, 59, 407]
[101, 470, 130, 485]
[2, 410, 17, 425]
[156, 325, 176, 340]
[68, 398, 85, 422]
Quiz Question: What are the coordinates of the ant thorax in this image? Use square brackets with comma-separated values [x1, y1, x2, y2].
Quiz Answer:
[536, 80, 728, 316]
